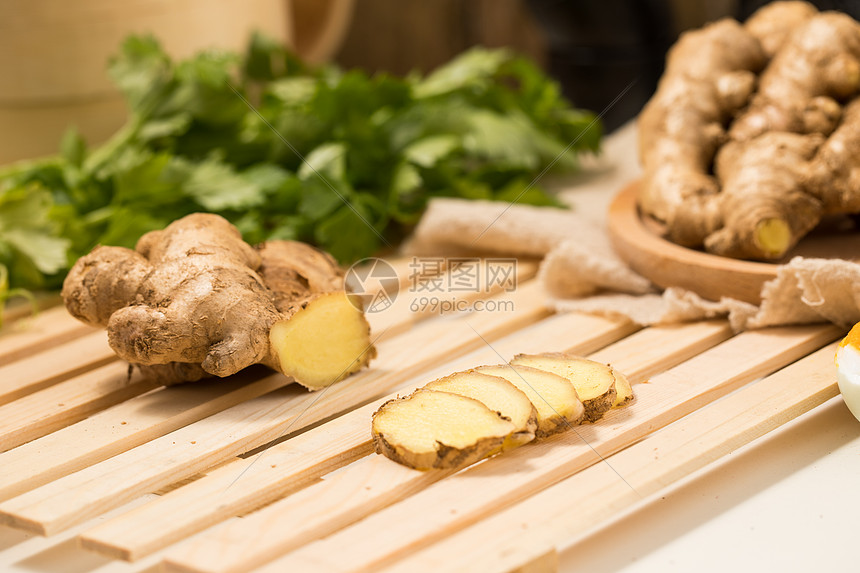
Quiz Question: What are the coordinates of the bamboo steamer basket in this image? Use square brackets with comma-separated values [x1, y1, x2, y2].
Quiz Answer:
[0, 0, 353, 164]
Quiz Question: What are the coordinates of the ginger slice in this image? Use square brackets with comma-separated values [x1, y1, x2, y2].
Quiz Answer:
[269, 292, 376, 390]
[425, 371, 538, 450]
[473, 364, 584, 437]
[610, 367, 634, 408]
[371, 389, 515, 470]
[510, 353, 617, 423]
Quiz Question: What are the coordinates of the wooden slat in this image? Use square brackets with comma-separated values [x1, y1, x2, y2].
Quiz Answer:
[0, 368, 289, 501]
[0, 283, 552, 536]
[0, 492, 165, 573]
[0, 329, 114, 405]
[0, 254, 424, 366]
[78, 311, 638, 561]
[0, 255, 460, 402]
[510, 549, 558, 573]
[587, 320, 733, 384]
[1, 293, 62, 325]
[350, 255, 448, 295]
[155, 321, 732, 573]
[0, 262, 531, 453]
[249, 324, 841, 573]
[0, 265, 536, 492]
[0, 361, 161, 453]
[367, 260, 537, 337]
[0, 305, 95, 367]
[411, 313, 643, 387]
[381, 343, 842, 573]
[0, 255, 434, 371]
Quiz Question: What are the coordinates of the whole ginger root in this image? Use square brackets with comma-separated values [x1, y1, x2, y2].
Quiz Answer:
[729, 11, 860, 142]
[62, 213, 376, 389]
[638, 2, 860, 260]
[806, 98, 860, 214]
[637, 18, 765, 247]
[744, 0, 818, 58]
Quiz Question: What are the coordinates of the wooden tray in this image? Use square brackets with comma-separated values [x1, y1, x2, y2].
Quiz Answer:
[608, 181, 860, 305]
[0, 257, 845, 572]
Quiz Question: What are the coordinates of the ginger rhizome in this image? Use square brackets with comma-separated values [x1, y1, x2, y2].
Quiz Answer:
[638, 2, 860, 260]
[372, 354, 633, 471]
[62, 213, 375, 388]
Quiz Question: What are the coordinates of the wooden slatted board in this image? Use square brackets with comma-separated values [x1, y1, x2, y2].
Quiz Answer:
[0, 257, 846, 573]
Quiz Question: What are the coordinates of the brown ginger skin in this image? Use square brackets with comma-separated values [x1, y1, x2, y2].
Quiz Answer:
[708, 132, 824, 259]
[638, 3, 860, 261]
[257, 240, 344, 310]
[707, 12, 860, 259]
[730, 12, 860, 142]
[805, 98, 860, 214]
[743, 0, 818, 58]
[101, 215, 280, 376]
[63, 213, 375, 386]
[638, 18, 766, 247]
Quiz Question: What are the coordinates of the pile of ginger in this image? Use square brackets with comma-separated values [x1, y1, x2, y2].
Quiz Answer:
[639, 1, 860, 260]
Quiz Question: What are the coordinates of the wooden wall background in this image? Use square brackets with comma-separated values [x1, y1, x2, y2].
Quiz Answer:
[333, 0, 547, 76]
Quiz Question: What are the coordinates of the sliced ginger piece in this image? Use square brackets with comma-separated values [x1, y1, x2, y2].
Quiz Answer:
[510, 353, 617, 423]
[269, 292, 375, 390]
[473, 364, 584, 437]
[372, 389, 515, 470]
[425, 370, 538, 450]
[610, 367, 634, 408]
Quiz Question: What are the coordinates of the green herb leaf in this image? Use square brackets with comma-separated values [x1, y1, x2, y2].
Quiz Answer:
[0, 184, 70, 286]
[414, 48, 510, 99]
[60, 128, 87, 167]
[315, 203, 381, 263]
[0, 36, 601, 293]
[403, 135, 460, 168]
[184, 158, 266, 211]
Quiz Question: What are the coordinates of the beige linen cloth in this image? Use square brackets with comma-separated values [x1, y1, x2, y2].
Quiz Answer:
[403, 124, 860, 332]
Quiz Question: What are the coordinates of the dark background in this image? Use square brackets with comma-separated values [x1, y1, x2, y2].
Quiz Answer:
[333, 0, 860, 133]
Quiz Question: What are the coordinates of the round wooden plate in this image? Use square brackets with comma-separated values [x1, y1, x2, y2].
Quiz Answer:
[607, 181, 860, 305]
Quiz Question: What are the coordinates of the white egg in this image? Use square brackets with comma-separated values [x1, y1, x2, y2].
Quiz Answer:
[835, 342, 860, 422]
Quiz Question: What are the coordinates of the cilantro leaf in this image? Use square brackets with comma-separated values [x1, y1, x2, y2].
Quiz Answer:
[0, 36, 601, 294]
[315, 203, 381, 263]
[0, 184, 70, 287]
[414, 48, 510, 99]
[403, 135, 460, 168]
[183, 158, 267, 211]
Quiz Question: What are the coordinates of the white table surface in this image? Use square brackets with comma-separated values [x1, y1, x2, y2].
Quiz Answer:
[560, 395, 860, 573]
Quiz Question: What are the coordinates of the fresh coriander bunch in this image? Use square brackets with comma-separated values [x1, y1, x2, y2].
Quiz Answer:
[0, 33, 601, 294]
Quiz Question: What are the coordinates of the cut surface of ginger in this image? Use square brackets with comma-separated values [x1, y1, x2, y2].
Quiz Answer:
[372, 389, 515, 470]
[473, 364, 584, 437]
[270, 292, 375, 390]
[611, 367, 634, 407]
[425, 370, 538, 450]
[510, 353, 617, 422]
